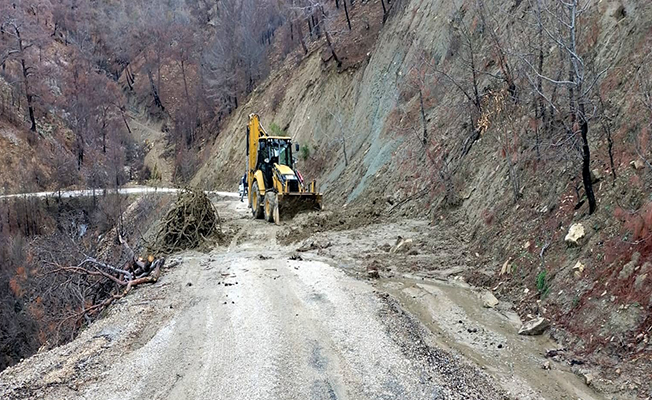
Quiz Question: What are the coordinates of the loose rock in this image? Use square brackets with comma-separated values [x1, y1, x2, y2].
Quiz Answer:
[518, 317, 550, 336]
[630, 159, 645, 170]
[565, 224, 585, 246]
[481, 291, 499, 308]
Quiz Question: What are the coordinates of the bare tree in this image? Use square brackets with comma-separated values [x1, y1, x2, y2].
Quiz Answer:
[520, 0, 620, 214]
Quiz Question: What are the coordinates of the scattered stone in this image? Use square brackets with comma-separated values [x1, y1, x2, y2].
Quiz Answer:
[518, 317, 550, 336]
[573, 261, 585, 278]
[523, 241, 531, 250]
[258, 254, 272, 260]
[545, 348, 566, 358]
[630, 159, 645, 170]
[297, 239, 332, 252]
[542, 361, 551, 370]
[366, 265, 380, 279]
[289, 253, 303, 261]
[634, 274, 647, 291]
[379, 243, 392, 252]
[500, 258, 512, 275]
[390, 236, 414, 254]
[565, 223, 585, 246]
[481, 291, 499, 308]
[619, 252, 640, 280]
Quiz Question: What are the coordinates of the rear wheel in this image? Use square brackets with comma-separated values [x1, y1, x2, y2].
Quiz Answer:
[252, 183, 264, 219]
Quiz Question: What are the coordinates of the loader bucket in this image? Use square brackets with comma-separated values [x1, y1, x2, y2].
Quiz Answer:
[277, 193, 323, 222]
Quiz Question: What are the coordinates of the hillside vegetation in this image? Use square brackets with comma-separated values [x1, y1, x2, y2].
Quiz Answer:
[1, 0, 651, 395]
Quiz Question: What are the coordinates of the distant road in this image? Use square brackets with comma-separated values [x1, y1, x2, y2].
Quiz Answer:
[0, 187, 238, 200]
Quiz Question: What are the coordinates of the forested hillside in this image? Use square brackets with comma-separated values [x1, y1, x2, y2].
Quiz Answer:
[0, 0, 291, 371]
[0, 0, 651, 396]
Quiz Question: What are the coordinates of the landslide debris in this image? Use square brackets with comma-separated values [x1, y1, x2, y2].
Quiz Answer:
[152, 189, 220, 254]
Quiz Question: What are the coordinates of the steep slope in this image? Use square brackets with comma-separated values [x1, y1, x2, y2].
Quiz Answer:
[193, 0, 652, 395]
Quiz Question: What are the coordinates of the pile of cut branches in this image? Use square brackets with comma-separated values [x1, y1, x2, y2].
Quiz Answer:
[152, 189, 219, 254]
[46, 235, 169, 336]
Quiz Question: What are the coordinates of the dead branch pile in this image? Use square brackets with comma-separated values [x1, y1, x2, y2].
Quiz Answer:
[49, 236, 167, 333]
[152, 189, 219, 254]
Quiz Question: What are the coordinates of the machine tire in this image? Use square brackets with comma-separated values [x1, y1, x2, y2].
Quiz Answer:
[264, 192, 277, 223]
[252, 183, 264, 219]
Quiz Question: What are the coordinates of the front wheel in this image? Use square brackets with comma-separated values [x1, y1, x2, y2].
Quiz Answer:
[264, 192, 278, 223]
[252, 183, 264, 219]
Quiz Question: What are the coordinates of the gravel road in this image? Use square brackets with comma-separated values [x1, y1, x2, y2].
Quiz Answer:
[0, 197, 600, 400]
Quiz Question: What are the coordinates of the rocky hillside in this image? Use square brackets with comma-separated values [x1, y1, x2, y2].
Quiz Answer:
[193, 0, 652, 395]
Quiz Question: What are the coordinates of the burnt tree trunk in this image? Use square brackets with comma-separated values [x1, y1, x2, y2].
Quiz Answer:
[579, 102, 596, 214]
[419, 88, 427, 144]
[343, 0, 352, 30]
[15, 26, 37, 134]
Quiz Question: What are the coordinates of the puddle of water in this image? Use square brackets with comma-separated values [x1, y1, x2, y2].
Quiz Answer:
[378, 276, 606, 400]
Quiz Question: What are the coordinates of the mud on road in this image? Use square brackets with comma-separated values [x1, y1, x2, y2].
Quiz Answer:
[0, 197, 610, 400]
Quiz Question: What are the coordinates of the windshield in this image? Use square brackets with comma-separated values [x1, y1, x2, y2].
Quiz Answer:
[266, 139, 292, 167]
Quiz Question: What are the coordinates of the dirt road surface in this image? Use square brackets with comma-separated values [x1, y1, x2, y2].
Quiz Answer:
[0, 196, 607, 400]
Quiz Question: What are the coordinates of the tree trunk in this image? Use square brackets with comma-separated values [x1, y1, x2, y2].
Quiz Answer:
[343, 0, 352, 30]
[146, 68, 165, 111]
[324, 30, 341, 68]
[15, 25, 37, 134]
[419, 88, 427, 144]
[381, 0, 388, 23]
[579, 102, 596, 214]
[180, 59, 191, 102]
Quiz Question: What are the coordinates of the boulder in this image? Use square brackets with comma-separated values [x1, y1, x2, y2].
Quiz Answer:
[590, 169, 602, 183]
[481, 291, 499, 308]
[565, 224, 585, 246]
[630, 159, 645, 170]
[518, 317, 550, 335]
[573, 261, 585, 278]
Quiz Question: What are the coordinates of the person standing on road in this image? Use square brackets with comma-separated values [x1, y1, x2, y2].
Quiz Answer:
[240, 172, 247, 202]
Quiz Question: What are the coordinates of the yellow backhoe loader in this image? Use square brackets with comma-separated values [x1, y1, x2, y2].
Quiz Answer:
[246, 114, 322, 223]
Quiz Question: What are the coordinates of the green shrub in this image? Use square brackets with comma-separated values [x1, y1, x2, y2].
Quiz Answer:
[536, 270, 550, 298]
[269, 122, 285, 136]
[300, 144, 310, 161]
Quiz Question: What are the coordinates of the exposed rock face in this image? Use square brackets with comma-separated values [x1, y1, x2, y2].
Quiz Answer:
[518, 317, 550, 336]
[565, 224, 585, 246]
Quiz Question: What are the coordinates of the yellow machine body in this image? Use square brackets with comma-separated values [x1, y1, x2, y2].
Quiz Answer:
[246, 114, 322, 223]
